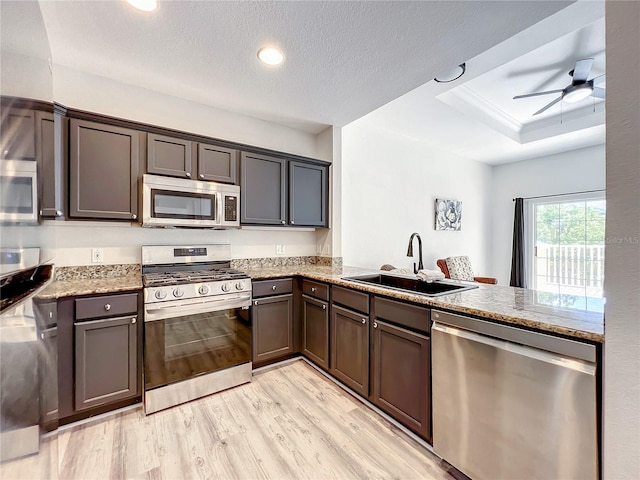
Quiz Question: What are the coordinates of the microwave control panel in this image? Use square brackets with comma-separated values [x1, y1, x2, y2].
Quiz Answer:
[224, 195, 238, 222]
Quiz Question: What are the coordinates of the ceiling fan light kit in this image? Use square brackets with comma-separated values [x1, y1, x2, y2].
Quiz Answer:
[513, 58, 605, 115]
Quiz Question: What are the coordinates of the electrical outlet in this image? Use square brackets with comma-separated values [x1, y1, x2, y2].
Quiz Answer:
[275, 245, 285, 255]
[91, 248, 104, 263]
[323, 245, 331, 255]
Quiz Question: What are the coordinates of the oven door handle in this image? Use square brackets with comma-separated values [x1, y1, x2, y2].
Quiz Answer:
[144, 295, 251, 322]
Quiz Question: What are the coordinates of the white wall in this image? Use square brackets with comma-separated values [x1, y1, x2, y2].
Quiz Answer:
[490, 144, 605, 284]
[342, 121, 492, 274]
[604, 2, 640, 478]
[47, 66, 331, 264]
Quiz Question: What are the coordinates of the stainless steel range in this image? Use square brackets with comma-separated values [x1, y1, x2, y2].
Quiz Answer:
[142, 244, 252, 414]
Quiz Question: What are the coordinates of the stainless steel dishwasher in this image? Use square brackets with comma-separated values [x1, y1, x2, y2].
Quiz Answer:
[432, 309, 598, 480]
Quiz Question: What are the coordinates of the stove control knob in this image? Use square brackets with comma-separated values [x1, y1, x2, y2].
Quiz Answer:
[198, 285, 210, 295]
[235, 282, 245, 291]
[221, 283, 231, 292]
[155, 290, 167, 300]
[173, 287, 184, 298]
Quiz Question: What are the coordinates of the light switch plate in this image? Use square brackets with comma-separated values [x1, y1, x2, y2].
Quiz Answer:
[276, 245, 285, 255]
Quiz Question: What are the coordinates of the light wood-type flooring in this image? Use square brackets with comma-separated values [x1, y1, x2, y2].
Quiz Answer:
[1, 360, 452, 480]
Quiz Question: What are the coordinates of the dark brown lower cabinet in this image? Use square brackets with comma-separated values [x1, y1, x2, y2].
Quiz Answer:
[330, 305, 369, 396]
[302, 294, 329, 369]
[252, 294, 294, 363]
[75, 315, 138, 411]
[371, 319, 431, 439]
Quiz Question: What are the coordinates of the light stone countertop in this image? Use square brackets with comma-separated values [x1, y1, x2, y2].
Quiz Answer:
[245, 264, 605, 343]
[38, 264, 604, 343]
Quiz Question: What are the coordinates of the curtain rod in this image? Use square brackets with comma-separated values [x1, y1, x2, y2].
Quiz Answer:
[512, 189, 605, 201]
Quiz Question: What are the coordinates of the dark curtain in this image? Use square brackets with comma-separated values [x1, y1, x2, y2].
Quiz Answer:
[510, 198, 527, 288]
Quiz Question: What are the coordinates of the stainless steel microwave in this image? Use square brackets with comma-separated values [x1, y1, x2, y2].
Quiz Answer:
[141, 174, 240, 228]
[0, 160, 38, 224]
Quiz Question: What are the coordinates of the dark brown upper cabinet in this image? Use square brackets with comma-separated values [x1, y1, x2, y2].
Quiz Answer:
[1, 107, 36, 160]
[146, 133, 193, 179]
[198, 143, 237, 184]
[69, 119, 140, 221]
[240, 152, 328, 227]
[146, 133, 238, 185]
[240, 152, 287, 225]
[289, 161, 327, 227]
[36, 111, 63, 218]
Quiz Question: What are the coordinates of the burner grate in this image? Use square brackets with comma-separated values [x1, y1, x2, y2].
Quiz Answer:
[143, 268, 248, 287]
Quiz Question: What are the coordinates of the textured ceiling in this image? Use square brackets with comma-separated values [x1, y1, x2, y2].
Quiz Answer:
[38, 0, 572, 134]
[357, 1, 605, 164]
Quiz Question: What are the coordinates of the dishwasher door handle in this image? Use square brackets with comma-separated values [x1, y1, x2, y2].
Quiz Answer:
[432, 322, 596, 375]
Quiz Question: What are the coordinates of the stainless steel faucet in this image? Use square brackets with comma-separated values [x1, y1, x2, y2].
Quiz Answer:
[406, 232, 424, 274]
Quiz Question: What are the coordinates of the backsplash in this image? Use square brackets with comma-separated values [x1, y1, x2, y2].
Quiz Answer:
[231, 256, 343, 269]
[55, 264, 140, 280]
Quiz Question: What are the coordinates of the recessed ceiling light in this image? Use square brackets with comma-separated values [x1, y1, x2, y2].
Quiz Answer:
[434, 63, 466, 83]
[125, 0, 157, 12]
[257, 46, 285, 66]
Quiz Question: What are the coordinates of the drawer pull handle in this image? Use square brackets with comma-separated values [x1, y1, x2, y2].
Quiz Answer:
[322, 304, 326, 310]
[361, 318, 366, 324]
[373, 322, 378, 329]
[104, 304, 111, 311]
[311, 287, 316, 292]
[131, 317, 137, 324]
[272, 285, 277, 291]
[49, 312, 53, 318]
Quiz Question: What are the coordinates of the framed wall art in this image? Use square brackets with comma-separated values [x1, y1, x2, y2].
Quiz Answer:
[435, 198, 462, 231]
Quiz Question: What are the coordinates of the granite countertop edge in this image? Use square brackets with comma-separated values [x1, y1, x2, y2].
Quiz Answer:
[39, 265, 604, 343]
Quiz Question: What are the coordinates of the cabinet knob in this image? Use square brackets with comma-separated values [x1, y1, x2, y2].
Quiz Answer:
[49, 312, 53, 318]
[186, 172, 191, 178]
[254, 300, 258, 306]
[322, 304, 326, 310]
[272, 285, 277, 291]
[40, 332, 44, 340]
[131, 317, 137, 324]
[373, 321, 378, 329]
[361, 318, 366, 324]
[104, 304, 111, 311]
[290, 220, 295, 225]
[311, 287, 316, 292]
[39, 210, 44, 216]
[281, 220, 285, 225]
[131, 214, 137, 220]
[56, 210, 63, 217]
[199, 174, 204, 179]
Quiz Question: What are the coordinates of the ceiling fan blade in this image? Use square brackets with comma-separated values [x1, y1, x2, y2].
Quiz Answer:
[572, 58, 594, 82]
[592, 73, 606, 85]
[513, 89, 564, 99]
[533, 96, 562, 116]
[593, 87, 606, 99]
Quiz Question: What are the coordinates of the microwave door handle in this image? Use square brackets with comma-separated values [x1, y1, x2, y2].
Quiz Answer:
[217, 192, 223, 226]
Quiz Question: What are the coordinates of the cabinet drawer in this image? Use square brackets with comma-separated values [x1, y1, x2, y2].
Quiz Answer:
[252, 278, 293, 298]
[75, 293, 139, 321]
[302, 279, 329, 301]
[374, 296, 430, 335]
[332, 286, 369, 314]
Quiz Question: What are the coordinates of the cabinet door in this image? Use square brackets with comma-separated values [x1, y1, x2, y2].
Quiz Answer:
[146, 133, 193, 179]
[252, 294, 293, 364]
[75, 315, 137, 411]
[371, 319, 431, 439]
[302, 294, 329, 369]
[198, 144, 237, 184]
[330, 305, 369, 396]
[1, 108, 35, 160]
[36, 111, 60, 218]
[240, 152, 286, 225]
[289, 161, 327, 227]
[69, 119, 139, 220]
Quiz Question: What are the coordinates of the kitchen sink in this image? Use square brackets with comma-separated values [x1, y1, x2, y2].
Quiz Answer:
[342, 273, 478, 297]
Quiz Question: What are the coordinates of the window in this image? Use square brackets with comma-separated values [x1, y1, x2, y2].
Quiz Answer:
[527, 192, 606, 313]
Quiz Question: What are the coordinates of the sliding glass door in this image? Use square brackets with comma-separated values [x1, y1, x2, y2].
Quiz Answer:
[529, 193, 606, 313]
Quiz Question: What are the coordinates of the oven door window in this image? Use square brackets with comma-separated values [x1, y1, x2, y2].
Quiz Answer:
[0, 176, 34, 214]
[144, 307, 250, 390]
[151, 189, 216, 220]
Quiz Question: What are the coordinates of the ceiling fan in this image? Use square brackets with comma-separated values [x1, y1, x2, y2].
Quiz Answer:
[513, 58, 606, 116]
